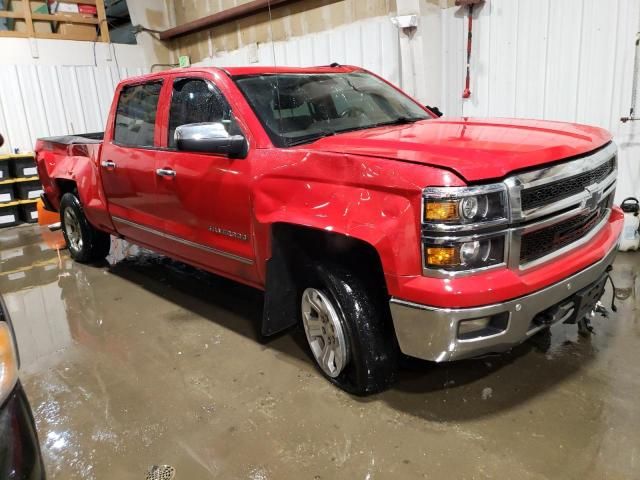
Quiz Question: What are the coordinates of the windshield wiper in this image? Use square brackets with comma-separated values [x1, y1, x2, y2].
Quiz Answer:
[370, 116, 425, 128]
[285, 129, 337, 147]
[283, 117, 425, 147]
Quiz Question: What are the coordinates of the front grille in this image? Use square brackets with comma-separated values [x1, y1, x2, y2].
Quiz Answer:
[519, 196, 611, 263]
[521, 157, 616, 211]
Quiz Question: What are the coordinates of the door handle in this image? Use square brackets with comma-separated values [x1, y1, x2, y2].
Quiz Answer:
[101, 160, 116, 170]
[156, 168, 176, 178]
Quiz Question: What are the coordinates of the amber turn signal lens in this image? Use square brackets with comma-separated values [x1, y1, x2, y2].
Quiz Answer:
[426, 246, 460, 266]
[425, 201, 459, 221]
[0, 323, 18, 404]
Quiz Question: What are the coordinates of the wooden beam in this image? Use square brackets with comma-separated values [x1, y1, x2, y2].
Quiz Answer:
[95, 0, 109, 43]
[0, 31, 29, 38]
[34, 32, 100, 42]
[0, 11, 25, 18]
[21, 0, 35, 37]
[31, 13, 99, 25]
[159, 0, 298, 40]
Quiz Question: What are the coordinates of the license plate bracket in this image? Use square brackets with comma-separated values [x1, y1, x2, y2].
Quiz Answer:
[566, 273, 608, 324]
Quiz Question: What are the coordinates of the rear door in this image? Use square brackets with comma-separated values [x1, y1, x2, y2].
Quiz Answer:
[100, 80, 172, 248]
[154, 74, 257, 282]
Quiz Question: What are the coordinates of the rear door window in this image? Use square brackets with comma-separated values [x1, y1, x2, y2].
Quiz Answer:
[113, 82, 162, 147]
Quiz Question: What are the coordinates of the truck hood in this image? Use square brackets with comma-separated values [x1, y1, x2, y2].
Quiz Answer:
[308, 118, 612, 182]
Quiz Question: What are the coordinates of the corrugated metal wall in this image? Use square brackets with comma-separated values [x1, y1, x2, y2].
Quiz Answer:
[4, 3, 638, 200]
[196, 16, 401, 89]
[443, 0, 640, 201]
[0, 64, 145, 153]
[170, 0, 394, 65]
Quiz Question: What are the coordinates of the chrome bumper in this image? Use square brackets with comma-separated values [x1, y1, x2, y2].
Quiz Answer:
[389, 246, 618, 362]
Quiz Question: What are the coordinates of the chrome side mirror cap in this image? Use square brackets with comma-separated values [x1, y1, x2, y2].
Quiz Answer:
[175, 122, 248, 158]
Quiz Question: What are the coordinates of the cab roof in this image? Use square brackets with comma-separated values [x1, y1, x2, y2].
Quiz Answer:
[224, 65, 361, 76]
[120, 65, 363, 85]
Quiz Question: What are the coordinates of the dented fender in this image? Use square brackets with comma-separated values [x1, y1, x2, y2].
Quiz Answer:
[250, 150, 465, 282]
[35, 140, 115, 233]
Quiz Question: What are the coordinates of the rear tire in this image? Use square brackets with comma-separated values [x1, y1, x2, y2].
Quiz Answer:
[300, 263, 398, 395]
[60, 193, 110, 263]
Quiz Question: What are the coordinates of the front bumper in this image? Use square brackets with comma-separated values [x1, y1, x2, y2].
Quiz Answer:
[0, 382, 46, 480]
[389, 245, 617, 362]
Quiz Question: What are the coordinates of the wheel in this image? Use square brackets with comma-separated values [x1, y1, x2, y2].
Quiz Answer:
[300, 263, 398, 395]
[59, 192, 110, 263]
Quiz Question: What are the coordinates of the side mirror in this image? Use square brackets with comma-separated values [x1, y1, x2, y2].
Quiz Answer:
[426, 105, 443, 117]
[0, 133, 4, 148]
[175, 122, 248, 158]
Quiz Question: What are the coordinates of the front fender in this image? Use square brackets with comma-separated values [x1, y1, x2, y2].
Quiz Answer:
[254, 180, 418, 277]
[250, 151, 466, 282]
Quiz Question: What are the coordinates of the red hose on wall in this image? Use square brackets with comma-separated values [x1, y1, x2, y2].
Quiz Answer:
[456, 0, 485, 99]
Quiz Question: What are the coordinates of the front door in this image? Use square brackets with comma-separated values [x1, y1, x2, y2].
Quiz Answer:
[100, 80, 171, 248]
[154, 75, 256, 282]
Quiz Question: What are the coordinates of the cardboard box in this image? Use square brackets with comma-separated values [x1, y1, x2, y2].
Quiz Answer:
[57, 16, 97, 40]
[8, 0, 53, 33]
[48, 1, 79, 13]
[78, 5, 97, 15]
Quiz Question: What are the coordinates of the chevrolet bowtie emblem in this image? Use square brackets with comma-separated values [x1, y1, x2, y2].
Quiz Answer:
[584, 186, 602, 211]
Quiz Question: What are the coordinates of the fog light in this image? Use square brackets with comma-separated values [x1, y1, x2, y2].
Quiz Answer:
[458, 317, 491, 336]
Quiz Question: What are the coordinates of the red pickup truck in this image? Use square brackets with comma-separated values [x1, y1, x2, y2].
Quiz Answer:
[35, 65, 623, 395]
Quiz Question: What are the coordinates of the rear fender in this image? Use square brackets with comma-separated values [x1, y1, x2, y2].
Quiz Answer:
[37, 142, 115, 233]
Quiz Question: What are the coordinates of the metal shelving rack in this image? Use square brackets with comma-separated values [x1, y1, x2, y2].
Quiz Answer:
[0, 153, 42, 227]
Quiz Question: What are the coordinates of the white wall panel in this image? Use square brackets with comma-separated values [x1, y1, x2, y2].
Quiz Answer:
[0, 64, 145, 153]
[444, 0, 640, 201]
[37, 66, 67, 138]
[0, 66, 32, 154]
[0, 40, 147, 154]
[514, 0, 549, 119]
[195, 17, 401, 88]
[441, 7, 465, 117]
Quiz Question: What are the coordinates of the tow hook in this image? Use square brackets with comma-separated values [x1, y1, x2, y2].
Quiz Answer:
[577, 301, 608, 336]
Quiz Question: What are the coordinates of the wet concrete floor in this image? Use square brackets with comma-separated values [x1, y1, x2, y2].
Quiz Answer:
[1, 224, 639, 479]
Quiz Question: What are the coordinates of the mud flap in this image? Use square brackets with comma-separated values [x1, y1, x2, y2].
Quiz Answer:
[261, 233, 300, 336]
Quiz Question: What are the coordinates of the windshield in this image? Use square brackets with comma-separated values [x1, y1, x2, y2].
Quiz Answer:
[234, 72, 431, 147]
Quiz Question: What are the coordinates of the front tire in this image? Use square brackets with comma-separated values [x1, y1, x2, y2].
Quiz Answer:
[300, 263, 398, 395]
[60, 193, 110, 263]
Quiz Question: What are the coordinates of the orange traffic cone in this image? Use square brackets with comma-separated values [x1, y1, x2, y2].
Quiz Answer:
[37, 199, 66, 250]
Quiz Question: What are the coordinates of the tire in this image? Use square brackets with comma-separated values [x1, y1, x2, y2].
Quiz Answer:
[300, 263, 398, 395]
[59, 192, 110, 263]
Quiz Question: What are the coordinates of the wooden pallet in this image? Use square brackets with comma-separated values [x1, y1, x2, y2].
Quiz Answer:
[0, 0, 109, 42]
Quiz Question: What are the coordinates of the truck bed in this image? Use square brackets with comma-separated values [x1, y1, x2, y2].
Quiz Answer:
[35, 132, 106, 217]
[38, 132, 104, 146]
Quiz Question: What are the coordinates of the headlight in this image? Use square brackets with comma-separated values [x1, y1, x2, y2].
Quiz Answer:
[0, 322, 18, 405]
[424, 235, 506, 271]
[423, 184, 508, 226]
[422, 184, 509, 275]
